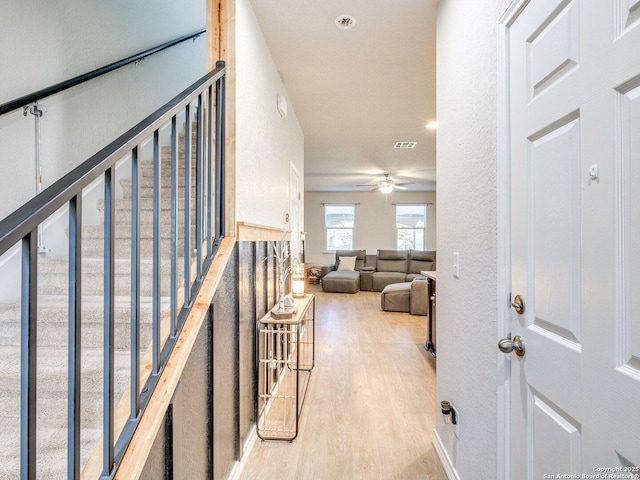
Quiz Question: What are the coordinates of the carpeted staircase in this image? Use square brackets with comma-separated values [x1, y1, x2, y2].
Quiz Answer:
[0, 131, 199, 478]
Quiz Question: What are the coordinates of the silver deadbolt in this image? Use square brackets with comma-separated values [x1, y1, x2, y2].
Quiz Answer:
[512, 295, 524, 314]
[498, 335, 525, 357]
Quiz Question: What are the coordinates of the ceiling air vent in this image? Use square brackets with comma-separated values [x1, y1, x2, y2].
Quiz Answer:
[335, 15, 356, 29]
[394, 142, 417, 149]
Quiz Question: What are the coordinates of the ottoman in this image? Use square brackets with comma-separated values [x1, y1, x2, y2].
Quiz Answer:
[380, 282, 412, 312]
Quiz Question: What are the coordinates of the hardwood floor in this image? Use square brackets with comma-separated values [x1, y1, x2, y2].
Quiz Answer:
[239, 286, 446, 480]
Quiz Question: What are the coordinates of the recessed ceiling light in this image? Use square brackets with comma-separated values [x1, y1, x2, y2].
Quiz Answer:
[335, 15, 356, 29]
[394, 142, 417, 149]
[426, 122, 438, 130]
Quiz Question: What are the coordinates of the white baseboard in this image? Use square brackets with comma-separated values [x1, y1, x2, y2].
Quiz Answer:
[227, 425, 258, 480]
[432, 428, 461, 480]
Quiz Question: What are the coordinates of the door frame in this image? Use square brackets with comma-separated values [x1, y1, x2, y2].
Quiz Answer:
[289, 161, 302, 262]
[497, 1, 529, 479]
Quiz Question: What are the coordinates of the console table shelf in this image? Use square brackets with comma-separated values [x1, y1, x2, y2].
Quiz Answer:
[257, 294, 315, 441]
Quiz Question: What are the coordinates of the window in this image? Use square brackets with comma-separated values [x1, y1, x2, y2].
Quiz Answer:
[324, 204, 355, 251]
[396, 204, 426, 250]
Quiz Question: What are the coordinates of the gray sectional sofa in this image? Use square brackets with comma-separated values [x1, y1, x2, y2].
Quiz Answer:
[321, 249, 436, 293]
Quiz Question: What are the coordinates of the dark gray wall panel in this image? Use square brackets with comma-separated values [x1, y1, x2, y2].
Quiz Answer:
[266, 242, 276, 307]
[172, 311, 212, 479]
[238, 242, 257, 455]
[212, 245, 240, 479]
[140, 411, 169, 480]
[255, 242, 268, 320]
[135, 240, 282, 479]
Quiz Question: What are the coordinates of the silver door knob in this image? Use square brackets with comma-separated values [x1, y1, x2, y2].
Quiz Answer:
[498, 335, 525, 357]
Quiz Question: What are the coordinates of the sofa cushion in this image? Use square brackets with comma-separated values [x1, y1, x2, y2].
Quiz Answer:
[372, 272, 407, 292]
[335, 249, 366, 271]
[376, 249, 408, 273]
[408, 250, 436, 274]
[337, 256, 357, 271]
[322, 271, 360, 293]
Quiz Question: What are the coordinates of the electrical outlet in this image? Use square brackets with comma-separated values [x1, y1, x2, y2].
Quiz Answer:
[453, 406, 460, 438]
[453, 252, 460, 278]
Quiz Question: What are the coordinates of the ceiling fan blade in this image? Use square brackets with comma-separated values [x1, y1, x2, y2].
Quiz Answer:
[394, 182, 415, 186]
[395, 185, 408, 190]
[356, 184, 378, 187]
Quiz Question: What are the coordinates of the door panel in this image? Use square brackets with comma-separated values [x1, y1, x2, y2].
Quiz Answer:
[620, 81, 640, 371]
[617, 0, 640, 35]
[530, 115, 581, 344]
[506, 0, 640, 477]
[530, 389, 581, 479]
[527, 0, 579, 100]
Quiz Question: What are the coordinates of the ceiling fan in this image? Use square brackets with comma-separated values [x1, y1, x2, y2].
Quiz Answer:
[357, 174, 414, 194]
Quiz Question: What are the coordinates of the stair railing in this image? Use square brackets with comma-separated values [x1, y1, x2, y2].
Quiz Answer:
[0, 28, 206, 257]
[0, 61, 226, 479]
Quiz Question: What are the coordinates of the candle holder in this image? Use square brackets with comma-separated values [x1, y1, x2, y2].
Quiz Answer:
[291, 262, 306, 298]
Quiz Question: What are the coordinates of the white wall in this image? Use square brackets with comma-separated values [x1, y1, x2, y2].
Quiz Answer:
[0, 0, 206, 221]
[304, 191, 436, 266]
[235, 0, 305, 232]
[434, 1, 510, 479]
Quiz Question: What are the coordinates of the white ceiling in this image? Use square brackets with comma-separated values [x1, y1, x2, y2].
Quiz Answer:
[249, 0, 438, 192]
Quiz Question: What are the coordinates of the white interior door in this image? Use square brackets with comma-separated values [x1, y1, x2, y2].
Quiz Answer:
[504, 0, 640, 477]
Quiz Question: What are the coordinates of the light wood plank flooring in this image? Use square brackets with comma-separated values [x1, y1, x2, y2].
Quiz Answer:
[239, 286, 446, 480]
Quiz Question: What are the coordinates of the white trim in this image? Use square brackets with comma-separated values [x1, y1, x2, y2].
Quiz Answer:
[496, 11, 511, 480]
[497, 2, 530, 480]
[432, 429, 461, 480]
[227, 425, 258, 480]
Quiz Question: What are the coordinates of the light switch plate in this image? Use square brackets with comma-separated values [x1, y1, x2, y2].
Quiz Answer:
[453, 252, 460, 278]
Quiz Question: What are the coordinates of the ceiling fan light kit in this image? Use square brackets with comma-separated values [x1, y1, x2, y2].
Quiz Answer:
[356, 174, 414, 194]
[379, 183, 395, 195]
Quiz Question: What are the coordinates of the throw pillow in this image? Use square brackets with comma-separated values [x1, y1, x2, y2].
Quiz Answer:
[337, 256, 357, 271]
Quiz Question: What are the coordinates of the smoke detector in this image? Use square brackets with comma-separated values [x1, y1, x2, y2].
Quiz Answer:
[335, 15, 356, 29]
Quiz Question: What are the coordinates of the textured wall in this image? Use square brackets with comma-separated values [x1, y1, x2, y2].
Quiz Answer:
[235, 0, 305, 230]
[0, 0, 206, 220]
[435, 0, 510, 478]
[304, 190, 437, 265]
